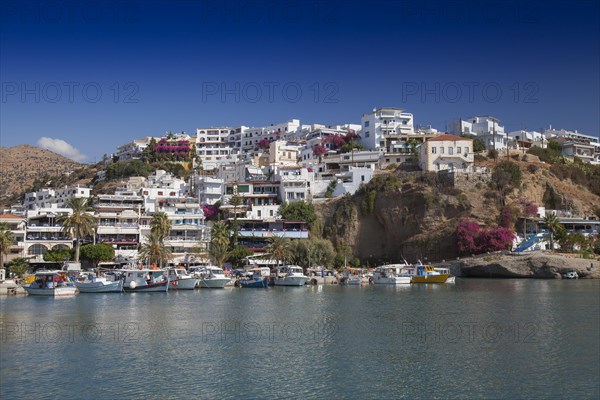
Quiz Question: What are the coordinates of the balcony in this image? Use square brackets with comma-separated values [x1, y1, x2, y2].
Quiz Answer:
[238, 229, 309, 239]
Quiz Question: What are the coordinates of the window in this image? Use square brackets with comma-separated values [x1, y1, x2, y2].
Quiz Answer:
[364, 121, 370, 127]
[257, 210, 261, 217]
[361, 175, 365, 182]
[270, 210, 274, 217]
[464, 147, 469, 154]
[440, 147, 445, 154]
[457, 147, 462, 154]
[432, 147, 436, 154]
[365, 131, 370, 138]
[449, 147, 454, 155]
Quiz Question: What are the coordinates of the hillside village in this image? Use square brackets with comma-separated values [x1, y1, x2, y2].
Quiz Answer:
[1, 107, 600, 271]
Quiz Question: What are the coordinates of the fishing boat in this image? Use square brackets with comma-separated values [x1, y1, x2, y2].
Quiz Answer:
[274, 265, 308, 286]
[25, 270, 78, 296]
[167, 267, 198, 290]
[74, 271, 124, 293]
[236, 267, 270, 288]
[410, 264, 450, 283]
[122, 269, 169, 292]
[338, 267, 367, 285]
[434, 267, 456, 283]
[563, 271, 579, 279]
[198, 266, 231, 288]
[371, 264, 412, 285]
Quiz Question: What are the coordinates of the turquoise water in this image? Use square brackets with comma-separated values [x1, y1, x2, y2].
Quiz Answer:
[1, 279, 599, 399]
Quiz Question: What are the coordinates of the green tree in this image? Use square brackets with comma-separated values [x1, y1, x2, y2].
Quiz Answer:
[139, 231, 172, 268]
[0, 222, 14, 268]
[279, 201, 317, 228]
[228, 245, 252, 268]
[150, 212, 172, 241]
[492, 161, 522, 206]
[209, 221, 230, 267]
[57, 197, 97, 262]
[463, 134, 485, 153]
[43, 248, 74, 262]
[80, 244, 115, 273]
[543, 213, 563, 251]
[7, 257, 31, 278]
[267, 236, 292, 267]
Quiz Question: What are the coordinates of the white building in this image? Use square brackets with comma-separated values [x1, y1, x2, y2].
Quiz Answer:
[330, 167, 374, 197]
[196, 176, 224, 205]
[275, 167, 313, 203]
[196, 127, 240, 170]
[115, 136, 156, 161]
[448, 116, 507, 151]
[24, 185, 91, 212]
[418, 134, 474, 172]
[507, 130, 545, 147]
[24, 209, 75, 261]
[544, 127, 600, 154]
[240, 119, 302, 154]
[0, 213, 27, 265]
[360, 107, 415, 152]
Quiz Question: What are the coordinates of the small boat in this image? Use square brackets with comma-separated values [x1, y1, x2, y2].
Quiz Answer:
[167, 267, 198, 290]
[25, 270, 78, 296]
[198, 266, 231, 288]
[237, 267, 270, 288]
[338, 267, 367, 286]
[371, 264, 412, 285]
[411, 265, 450, 283]
[74, 271, 124, 293]
[434, 267, 456, 283]
[122, 269, 169, 292]
[563, 271, 579, 279]
[274, 265, 308, 286]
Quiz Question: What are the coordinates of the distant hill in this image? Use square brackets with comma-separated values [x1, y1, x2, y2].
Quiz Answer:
[0, 144, 90, 207]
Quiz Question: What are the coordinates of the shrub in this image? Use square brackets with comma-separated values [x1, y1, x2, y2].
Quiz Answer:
[457, 219, 514, 255]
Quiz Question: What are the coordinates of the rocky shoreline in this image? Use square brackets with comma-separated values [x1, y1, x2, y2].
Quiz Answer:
[439, 251, 600, 279]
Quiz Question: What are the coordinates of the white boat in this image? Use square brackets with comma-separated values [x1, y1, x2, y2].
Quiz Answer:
[371, 264, 412, 285]
[25, 270, 78, 296]
[563, 271, 579, 279]
[198, 266, 231, 288]
[122, 269, 169, 292]
[167, 267, 198, 290]
[274, 265, 308, 286]
[74, 271, 124, 293]
[434, 267, 456, 283]
[338, 268, 367, 286]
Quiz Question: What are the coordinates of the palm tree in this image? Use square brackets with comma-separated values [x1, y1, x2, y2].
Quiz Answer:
[228, 193, 243, 247]
[139, 231, 172, 268]
[0, 222, 15, 268]
[543, 213, 562, 251]
[57, 197, 97, 262]
[267, 236, 291, 267]
[150, 212, 171, 240]
[208, 221, 230, 267]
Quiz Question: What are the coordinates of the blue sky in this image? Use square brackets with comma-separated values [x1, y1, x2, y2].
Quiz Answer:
[1, 0, 599, 162]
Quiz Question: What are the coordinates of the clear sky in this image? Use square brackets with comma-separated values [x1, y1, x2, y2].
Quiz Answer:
[1, 0, 599, 162]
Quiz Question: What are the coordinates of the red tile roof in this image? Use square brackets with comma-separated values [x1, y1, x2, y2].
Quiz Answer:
[428, 134, 472, 142]
[0, 214, 22, 219]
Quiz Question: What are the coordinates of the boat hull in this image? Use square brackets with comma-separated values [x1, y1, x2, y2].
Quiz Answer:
[75, 280, 123, 293]
[239, 278, 269, 288]
[411, 274, 449, 283]
[25, 286, 78, 296]
[373, 277, 411, 284]
[198, 278, 230, 288]
[274, 276, 308, 286]
[169, 278, 198, 290]
[123, 281, 169, 292]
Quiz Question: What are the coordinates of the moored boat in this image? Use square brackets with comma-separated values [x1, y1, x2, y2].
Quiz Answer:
[198, 266, 231, 288]
[237, 267, 270, 288]
[74, 271, 124, 293]
[122, 269, 169, 292]
[371, 264, 412, 285]
[410, 265, 450, 283]
[168, 267, 198, 290]
[25, 270, 78, 296]
[274, 265, 308, 286]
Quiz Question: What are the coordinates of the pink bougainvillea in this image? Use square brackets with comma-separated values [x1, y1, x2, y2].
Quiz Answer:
[201, 204, 220, 220]
[313, 145, 328, 156]
[457, 219, 515, 255]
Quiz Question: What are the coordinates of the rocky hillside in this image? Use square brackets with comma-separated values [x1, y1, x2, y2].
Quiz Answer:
[440, 252, 600, 279]
[318, 154, 600, 264]
[0, 145, 95, 207]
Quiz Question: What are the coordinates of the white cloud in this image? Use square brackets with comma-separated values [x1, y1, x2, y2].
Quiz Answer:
[36, 137, 87, 162]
